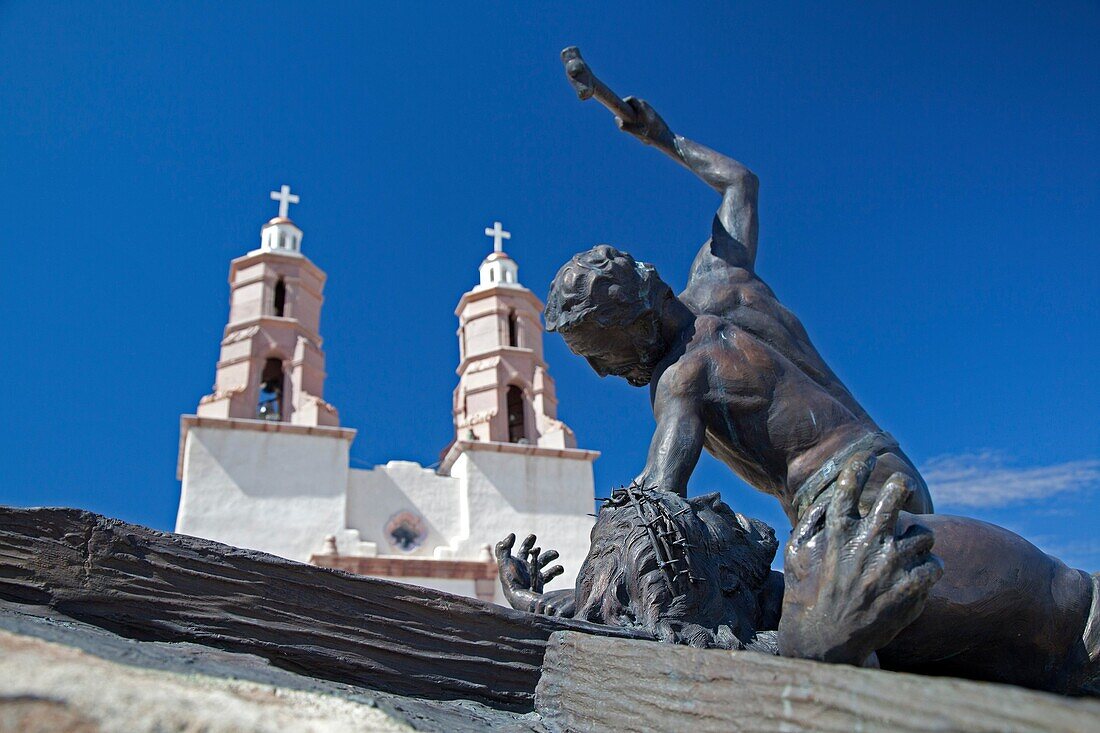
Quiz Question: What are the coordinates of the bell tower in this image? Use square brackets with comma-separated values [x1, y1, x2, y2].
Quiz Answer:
[196, 185, 340, 427]
[452, 221, 576, 448]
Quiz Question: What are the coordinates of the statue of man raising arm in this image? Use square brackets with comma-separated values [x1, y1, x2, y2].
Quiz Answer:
[547, 55, 933, 524]
[508, 51, 1100, 696]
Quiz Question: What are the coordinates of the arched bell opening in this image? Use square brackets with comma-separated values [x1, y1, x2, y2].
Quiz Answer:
[273, 278, 286, 317]
[507, 310, 518, 347]
[257, 357, 285, 421]
[507, 385, 526, 443]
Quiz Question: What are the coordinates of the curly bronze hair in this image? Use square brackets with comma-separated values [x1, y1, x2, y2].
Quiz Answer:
[545, 245, 664, 333]
[545, 246, 674, 386]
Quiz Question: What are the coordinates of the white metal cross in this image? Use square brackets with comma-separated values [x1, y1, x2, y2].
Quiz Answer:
[484, 220, 511, 253]
[270, 184, 300, 219]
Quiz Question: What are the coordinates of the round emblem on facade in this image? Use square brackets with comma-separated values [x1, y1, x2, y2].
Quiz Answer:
[385, 510, 427, 553]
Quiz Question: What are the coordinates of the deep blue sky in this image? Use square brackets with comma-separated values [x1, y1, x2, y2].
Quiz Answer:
[2, 2, 1097, 568]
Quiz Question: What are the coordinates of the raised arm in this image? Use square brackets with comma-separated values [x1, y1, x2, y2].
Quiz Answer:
[561, 47, 759, 267]
[618, 97, 759, 269]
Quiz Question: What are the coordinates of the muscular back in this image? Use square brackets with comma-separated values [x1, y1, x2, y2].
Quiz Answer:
[602, 111, 931, 519]
[649, 212, 932, 521]
[668, 314, 866, 500]
[680, 218, 872, 425]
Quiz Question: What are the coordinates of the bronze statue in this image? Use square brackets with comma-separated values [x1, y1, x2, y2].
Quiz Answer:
[552, 48, 933, 525]
[498, 454, 1100, 695]
[492, 49, 1100, 698]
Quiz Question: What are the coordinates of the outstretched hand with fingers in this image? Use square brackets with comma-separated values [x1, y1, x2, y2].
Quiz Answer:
[778, 453, 943, 666]
[494, 533, 566, 613]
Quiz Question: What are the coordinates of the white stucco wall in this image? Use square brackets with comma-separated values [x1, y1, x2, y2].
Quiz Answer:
[176, 422, 351, 562]
[343, 449, 595, 605]
[450, 449, 595, 603]
[345, 461, 461, 557]
[176, 421, 596, 607]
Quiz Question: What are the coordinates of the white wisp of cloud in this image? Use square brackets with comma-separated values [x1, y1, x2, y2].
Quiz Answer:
[921, 450, 1100, 508]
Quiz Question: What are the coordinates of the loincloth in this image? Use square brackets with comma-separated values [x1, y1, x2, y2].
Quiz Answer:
[791, 431, 900, 519]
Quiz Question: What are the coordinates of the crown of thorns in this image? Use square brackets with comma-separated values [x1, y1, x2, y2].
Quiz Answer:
[597, 482, 704, 596]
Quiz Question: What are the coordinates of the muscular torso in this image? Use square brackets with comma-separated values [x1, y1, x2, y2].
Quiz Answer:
[655, 238, 932, 522]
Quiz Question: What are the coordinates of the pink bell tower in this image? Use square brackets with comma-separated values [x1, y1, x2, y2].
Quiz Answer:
[196, 185, 339, 427]
[451, 221, 576, 448]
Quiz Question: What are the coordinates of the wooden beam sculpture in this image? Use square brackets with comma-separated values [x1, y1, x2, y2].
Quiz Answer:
[0, 506, 643, 711]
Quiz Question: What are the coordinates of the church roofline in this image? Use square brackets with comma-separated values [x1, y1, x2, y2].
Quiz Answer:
[437, 439, 599, 476]
[177, 415, 357, 480]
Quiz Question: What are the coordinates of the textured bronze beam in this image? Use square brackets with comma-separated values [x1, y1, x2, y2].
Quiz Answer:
[0, 506, 644, 711]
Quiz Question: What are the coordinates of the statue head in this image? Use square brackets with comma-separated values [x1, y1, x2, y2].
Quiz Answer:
[572, 488, 778, 646]
[545, 245, 672, 387]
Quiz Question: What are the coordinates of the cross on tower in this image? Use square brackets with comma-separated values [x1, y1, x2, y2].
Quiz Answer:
[270, 184, 300, 219]
[484, 221, 511, 253]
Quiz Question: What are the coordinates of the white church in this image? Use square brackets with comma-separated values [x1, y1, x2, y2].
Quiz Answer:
[175, 187, 598, 604]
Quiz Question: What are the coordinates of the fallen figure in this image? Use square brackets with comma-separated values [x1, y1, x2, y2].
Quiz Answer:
[497, 455, 1100, 697]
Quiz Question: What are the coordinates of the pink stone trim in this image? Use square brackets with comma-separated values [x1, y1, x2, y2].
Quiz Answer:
[309, 554, 497, 581]
[437, 439, 599, 475]
[229, 250, 327, 286]
[454, 285, 543, 316]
